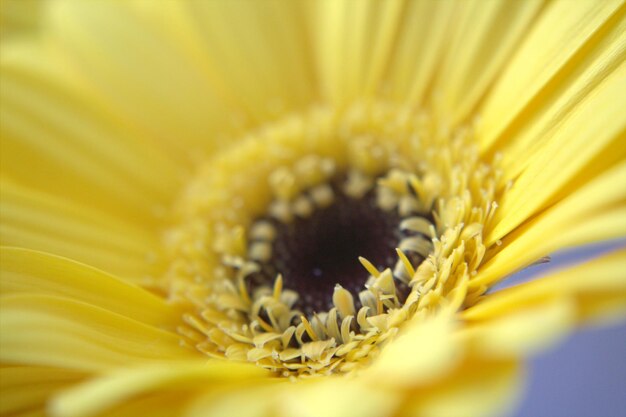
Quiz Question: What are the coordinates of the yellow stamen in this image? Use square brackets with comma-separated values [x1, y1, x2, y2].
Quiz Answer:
[300, 316, 319, 341]
[395, 248, 416, 278]
[358, 256, 381, 277]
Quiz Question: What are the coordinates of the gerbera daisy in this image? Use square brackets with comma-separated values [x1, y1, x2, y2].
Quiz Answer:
[1, 1, 625, 416]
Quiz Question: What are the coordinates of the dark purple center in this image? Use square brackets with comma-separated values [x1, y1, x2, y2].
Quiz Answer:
[248, 180, 412, 316]
[271, 187, 401, 315]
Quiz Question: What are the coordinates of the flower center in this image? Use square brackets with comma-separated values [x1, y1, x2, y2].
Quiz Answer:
[247, 175, 428, 317]
[167, 103, 497, 377]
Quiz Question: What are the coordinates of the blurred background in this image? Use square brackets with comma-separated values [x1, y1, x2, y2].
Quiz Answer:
[514, 320, 626, 417]
[495, 240, 626, 417]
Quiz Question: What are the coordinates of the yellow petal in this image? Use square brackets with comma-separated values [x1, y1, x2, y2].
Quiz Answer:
[434, 0, 544, 123]
[0, 247, 177, 326]
[487, 63, 626, 244]
[311, 0, 404, 104]
[280, 378, 400, 417]
[0, 0, 42, 36]
[44, 1, 234, 157]
[479, 0, 624, 150]
[365, 312, 461, 387]
[474, 161, 626, 287]
[92, 392, 194, 417]
[0, 294, 197, 372]
[498, 15, 626, 182]
[0, 366, 85, 416]
[408, 360, 523, 417]
[384, 0, 455, 104]
[465, 247, 626, 325]
[463, 297, 576, 358]
[0, 181, 161, 285]
[478, 209, 626, 289]
[185, 385, 276, 417]
[50, 360, 267, 417]
[0, 41, 182, 224]
[45, 0, 313, 137]
[190, 380, 395, 417]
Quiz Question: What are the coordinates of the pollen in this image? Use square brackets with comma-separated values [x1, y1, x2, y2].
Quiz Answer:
[249, 172, 431, 317]
[166, 102, 499, 376]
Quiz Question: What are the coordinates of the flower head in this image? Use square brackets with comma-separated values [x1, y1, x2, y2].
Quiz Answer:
[1, 1, 625, 416]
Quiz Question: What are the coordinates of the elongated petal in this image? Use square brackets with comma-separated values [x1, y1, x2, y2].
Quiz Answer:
[44, 0, 313, 138]
[50, 361, 267, 417]
[310, 0, 404, 104]
[0, 366, 85, 416]
[187, 378, 401, 417]
[42, 1, 236, 158]
[0, 247, 177, 325]
[183, 0, 315, 121]
[479, 0, 624, 150]
[280, 379, 400, 417]
[407, 360, 522, 417]
[463, 297, 576, 358]
[185, 386, 275, 417]
[93, 392, 195, 417]
[433, 0, 544, 124]
[0, 42, 182, 225]
[475, 161, 626, 286]
[488, 63, 626, 244]
[497, 17, 626, 181]
[0, 294, 197, 372]
[383, 0, 455, 104]
[0, 0, 42, 36]
[466, 247, 626, 324]
[0, 182, 161, 285]
[365, 312, 461, 388]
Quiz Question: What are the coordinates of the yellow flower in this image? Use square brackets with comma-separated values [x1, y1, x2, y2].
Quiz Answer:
[1, 1, 625, 417]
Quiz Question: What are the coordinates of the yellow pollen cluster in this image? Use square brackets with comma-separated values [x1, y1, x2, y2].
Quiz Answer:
[165, 102, 501, 377]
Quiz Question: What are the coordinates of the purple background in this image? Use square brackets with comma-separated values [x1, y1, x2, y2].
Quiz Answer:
[491, 239, 626, 417]
[513, 320, 626, 417]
